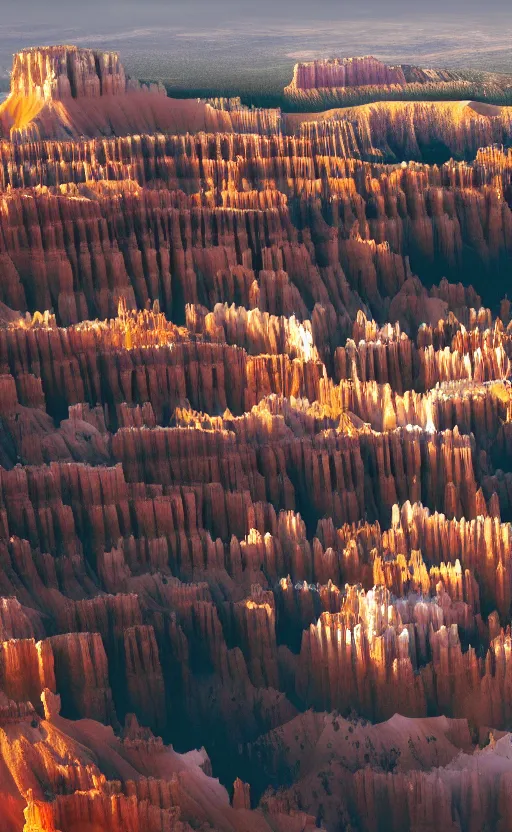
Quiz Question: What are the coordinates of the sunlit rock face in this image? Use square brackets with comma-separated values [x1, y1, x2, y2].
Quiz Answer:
[10, 46, 127, 100]
[2, 43, 512, 832]
[288, 56, 409, 90]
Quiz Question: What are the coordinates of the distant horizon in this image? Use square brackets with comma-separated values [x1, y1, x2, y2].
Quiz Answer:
[2, 1, 512, 94]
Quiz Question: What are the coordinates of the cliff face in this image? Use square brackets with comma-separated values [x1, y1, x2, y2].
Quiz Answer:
[2, 41, 512, 832]
[286, 57, 470, 93]
[288, 56, 408, 91]
[10, 46, 127, 101]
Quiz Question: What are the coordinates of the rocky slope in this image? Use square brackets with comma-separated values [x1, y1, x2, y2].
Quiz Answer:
[1, 44, 512, 832]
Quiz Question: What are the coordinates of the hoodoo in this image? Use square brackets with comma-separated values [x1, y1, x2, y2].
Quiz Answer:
[0, 38, 512, 832]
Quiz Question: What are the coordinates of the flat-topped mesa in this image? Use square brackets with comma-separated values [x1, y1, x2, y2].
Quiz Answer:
[10, 45, 127, 101]
[288, 56, 407, 91]
[1, 45, 232, 140]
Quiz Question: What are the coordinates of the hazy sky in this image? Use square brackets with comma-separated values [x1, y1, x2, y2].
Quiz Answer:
[2, 0, 512, 91]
